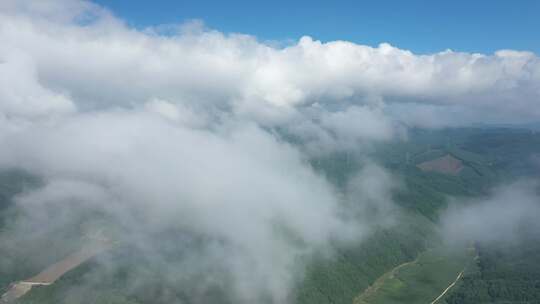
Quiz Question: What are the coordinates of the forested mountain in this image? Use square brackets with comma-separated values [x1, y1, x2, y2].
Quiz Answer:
[2, 127, 539, 304]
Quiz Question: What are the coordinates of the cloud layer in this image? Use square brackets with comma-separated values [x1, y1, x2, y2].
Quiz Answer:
[1, 0, 540, 303]
[1, 0, 540, 130]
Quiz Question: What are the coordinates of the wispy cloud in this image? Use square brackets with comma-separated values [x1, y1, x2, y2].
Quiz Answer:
[1, 1, 539, 303]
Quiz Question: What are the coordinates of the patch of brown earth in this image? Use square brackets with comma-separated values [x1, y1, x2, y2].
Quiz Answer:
[1, 240, 111, 303]
[417, 154, 463, 175]
[25, 242, 109, 284]
[1, 283, 32, 303]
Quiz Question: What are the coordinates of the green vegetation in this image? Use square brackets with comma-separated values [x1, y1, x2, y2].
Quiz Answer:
[296, 211, 438, 304]
[0, 170, 41, 292]
[444, 235, 540, 304]
[461, 128, 540, 178]
[0, 170, 40, 223]
[2, 127, 540, 304]
[297, 128, 540, 304]
[18, 242, 234, 304]
[354, 246, 475, 304]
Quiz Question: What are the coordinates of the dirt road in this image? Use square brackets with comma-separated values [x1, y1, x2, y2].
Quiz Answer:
[1, 240, 111, 303]
[429, 270, 464, 304]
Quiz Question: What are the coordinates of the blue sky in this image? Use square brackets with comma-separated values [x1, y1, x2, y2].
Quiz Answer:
[93, 0, 540, 54]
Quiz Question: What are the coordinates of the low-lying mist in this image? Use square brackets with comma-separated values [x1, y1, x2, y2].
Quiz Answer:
[439, 180, 540, 246]
[0, 110, 400, 303]
[2, 0, 540, 303]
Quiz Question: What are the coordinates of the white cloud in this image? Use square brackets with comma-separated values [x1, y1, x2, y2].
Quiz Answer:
[0, 110, 379, 302]
[440, 181, 540, 245]
[0, 50, 75, 118]
[321, 106, 394, 142]
[1, 1, 540, 302]
[1, 0, 539, 131]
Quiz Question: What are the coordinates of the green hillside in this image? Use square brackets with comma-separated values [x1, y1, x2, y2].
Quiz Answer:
[1, 127, 540, 304]
[444, 234, 540, 304]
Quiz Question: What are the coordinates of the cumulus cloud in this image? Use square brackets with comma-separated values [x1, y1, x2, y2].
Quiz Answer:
[0, 51, 74, 118]
[1, 0, 539, 131]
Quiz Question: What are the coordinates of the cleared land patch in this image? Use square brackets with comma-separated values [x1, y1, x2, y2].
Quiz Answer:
[353, 247, 474, 304]
[25, 242, 108, 284]
[1, 240, 110, 303]
[417, 154, 464, 175]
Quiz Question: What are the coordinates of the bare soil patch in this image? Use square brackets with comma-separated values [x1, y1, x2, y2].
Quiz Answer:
[1, 240, 111, 303]
[417, 154, 463, 175]
[25, 242, 109, 284]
